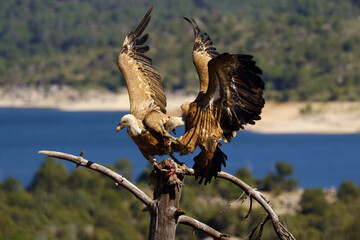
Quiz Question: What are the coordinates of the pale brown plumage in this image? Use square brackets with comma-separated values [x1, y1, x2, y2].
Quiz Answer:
[174, 18, 265, 184]
[116, 6, 184, 165]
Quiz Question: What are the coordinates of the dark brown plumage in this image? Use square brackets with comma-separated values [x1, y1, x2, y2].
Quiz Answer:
[175, 18, 265, 184]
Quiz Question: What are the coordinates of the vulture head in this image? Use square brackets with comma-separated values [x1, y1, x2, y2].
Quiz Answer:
[116, 114, 142, 136]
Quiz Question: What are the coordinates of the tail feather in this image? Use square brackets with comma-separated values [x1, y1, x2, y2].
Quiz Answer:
[193, 146, 227, 185]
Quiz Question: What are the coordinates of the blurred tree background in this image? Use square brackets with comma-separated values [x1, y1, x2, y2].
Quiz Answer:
[1, 0, 360, 101]
[1, 158, 359, 239]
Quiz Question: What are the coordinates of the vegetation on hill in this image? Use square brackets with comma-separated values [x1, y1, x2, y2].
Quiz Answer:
[1, 158, 359, 239]
[1, 0, 360, 101]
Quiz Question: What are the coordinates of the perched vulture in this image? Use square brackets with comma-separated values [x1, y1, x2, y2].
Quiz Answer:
[117, 6, 265, 184]
[116, 6, 184, 165]
[173, 18, 265, 184]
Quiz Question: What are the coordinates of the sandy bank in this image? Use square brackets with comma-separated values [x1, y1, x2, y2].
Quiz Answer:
[251, 101, 360, 134]
[1, 86, 359, 134]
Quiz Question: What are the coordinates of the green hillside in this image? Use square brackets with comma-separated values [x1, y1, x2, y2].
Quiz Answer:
[1, 0, 360, 101]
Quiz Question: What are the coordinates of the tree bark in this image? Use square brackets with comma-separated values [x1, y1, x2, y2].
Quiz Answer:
[148, 159, 185, 240]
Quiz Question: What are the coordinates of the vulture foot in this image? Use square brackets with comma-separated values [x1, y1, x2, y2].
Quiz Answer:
[163, 131, 177, 142]
[146, 155, 159, 168]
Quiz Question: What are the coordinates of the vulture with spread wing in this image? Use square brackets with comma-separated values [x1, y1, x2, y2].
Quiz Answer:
[173, 18, 265, 184]
[116, 6, 184, 165]
[117, 7, 265, 184]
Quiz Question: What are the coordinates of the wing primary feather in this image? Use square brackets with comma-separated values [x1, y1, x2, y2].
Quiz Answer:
[133, 6, 153, 39]
[135, 46, 150, 53]
[183, 17, 197, 36]
[135, 33, 149, 46]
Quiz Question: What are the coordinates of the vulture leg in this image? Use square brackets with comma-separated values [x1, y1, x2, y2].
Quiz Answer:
[162, 127, 177, 141]
[141, 151, 159, 167]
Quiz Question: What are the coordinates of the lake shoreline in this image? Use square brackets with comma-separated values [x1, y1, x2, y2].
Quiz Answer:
[1, 86, 360, 134]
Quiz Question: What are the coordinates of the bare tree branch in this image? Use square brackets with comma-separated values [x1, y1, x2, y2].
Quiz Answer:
[38, 150, 154, 209]
[178, 215, 230, 240]
[216, 171, 296, 240]
[220, 191, 246, 214]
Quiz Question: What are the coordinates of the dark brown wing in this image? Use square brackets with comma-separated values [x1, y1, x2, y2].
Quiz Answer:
[117, 6, 166, 120]
[207, 53, 265, 141]
[184, 18, 219, 97]
[177, 20, 264, 184]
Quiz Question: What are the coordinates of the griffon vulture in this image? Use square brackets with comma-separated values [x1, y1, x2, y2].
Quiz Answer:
[173, 18, 265, 184]
[116, 6, 184, 166]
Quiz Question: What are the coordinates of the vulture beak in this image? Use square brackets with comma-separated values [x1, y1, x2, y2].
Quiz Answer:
[116, 123, 125, 132]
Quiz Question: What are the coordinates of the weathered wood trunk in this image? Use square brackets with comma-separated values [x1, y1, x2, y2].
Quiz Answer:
[148, 159, 186, 240]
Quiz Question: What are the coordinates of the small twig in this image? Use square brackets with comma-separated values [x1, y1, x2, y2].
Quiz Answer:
[245, 197, 252, 219]
[220, 191, 246, 214]
[257, 215, 270, 239]
[248, 215, 270, 240]
[38, 150, 154, 209]
[178, 215, 230, 240]
[279, 222, 296, 240]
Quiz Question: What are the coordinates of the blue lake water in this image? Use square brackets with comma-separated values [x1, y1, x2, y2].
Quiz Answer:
[0, 107, 359, 188]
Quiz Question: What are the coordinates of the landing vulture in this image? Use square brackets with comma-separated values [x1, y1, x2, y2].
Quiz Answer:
[117, 6, 265, 184]
[173, 18, 265, 184]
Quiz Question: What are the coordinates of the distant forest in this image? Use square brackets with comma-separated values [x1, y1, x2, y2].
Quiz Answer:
[1, 0, 360, 101]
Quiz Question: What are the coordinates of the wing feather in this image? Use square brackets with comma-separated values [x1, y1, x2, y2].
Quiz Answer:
[209, 54, 265, 138]
[118, 6, 166, 120]
[184, 18, 219, 96]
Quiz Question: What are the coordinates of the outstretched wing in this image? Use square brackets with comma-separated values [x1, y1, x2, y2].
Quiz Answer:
[183, 17, 219, 97]
[117, 6, 166, 120]
[178, 19, 265, 184]
[205, 53, 265, 140]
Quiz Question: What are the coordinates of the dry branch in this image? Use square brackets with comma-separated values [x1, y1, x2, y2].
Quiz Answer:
[178, 215, 230, 240]
[38, 150, 153, 208]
